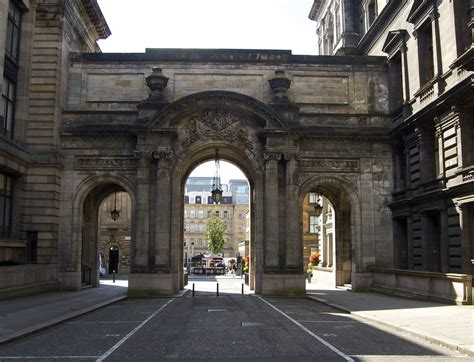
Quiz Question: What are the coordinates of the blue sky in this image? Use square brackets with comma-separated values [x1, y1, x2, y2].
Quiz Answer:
[97, 0, 317, 55]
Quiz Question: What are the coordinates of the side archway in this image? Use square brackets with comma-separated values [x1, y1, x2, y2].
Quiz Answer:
[60, 174, 136, 290]
[298, 175, 361, 287]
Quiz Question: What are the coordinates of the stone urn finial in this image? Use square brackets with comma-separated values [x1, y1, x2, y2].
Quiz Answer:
[268, 69, 291, 102]
[146, 66, 169, 100]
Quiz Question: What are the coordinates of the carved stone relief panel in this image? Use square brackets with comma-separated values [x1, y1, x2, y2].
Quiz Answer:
[180, 109, 254, 151]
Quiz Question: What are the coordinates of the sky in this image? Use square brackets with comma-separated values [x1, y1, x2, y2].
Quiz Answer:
[95, 0, 316, 182]
[96, 0, 317, 55]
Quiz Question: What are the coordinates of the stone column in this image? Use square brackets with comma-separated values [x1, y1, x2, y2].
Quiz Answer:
[458, 203, 474, 275]
[435, 125, 445, 178]
[430, 9, 443, 90]
[400, 44, 411, 105]
[264, 152, 280, 270]
[440, 206, 450, 273]
[284, 154, 300, 269]
[407, 215, 414, 269]
[454, 116, 464, 169]
[154, 150, 172, 270]
[132, 152, 151, 270]
[420, 212, 430, 270]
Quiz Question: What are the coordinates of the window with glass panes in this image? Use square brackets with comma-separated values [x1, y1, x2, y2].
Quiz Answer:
[309, 215, 319, 233]
[2, 1, 22, 138]
[0, 174, 13, 238]
[1, 76, 16, 136]
[6, 0, 22, 63]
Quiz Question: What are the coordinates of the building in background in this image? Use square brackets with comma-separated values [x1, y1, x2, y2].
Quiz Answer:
[183, 177, 249, 263]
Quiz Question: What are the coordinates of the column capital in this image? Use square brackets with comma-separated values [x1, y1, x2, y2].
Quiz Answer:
[263, 152, 282, 162]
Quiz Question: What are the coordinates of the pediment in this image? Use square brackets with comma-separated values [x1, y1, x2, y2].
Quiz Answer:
[382, 30, 408, 56]
[407, 0, 435, 25]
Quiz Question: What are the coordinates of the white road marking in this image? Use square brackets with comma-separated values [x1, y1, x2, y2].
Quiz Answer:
[96, 298, 174, 362]
[0, 357, 99, 359]
[258, 297, 354, 362]
[349, 356, 470, 360]
[297, 320, 360, 323]
[67, 321, 142, 324]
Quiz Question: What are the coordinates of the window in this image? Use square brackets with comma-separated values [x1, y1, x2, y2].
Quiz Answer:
[215, 210, 220, 218]
[308, 193, 319, 204]
[184, 209, 188, 218]
[195, 196, 201, 204]
[239, 225, 245, 233]
[239, 211, 244, 219]
[207, 196, 213, 204]
[309, 215, 319, 234]
[184, 196, 189, 204]
[190, 209, 195, 218]
[367, 0, 377, 28]
[388, 52, 404, 111]
[198, 209, 203, 219]
[6, 0, 22, 64]
[0, 173, 13, 238]
[207, 210, 212, 218]
[223, 211, 228, 219]
[418, 21, 434, 86]
[1, 76, 16, 137]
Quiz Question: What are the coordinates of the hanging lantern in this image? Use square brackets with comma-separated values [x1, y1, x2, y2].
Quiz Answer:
[110, 191, 120, 221]
[310, 194, 323, 217]
[211, 149, 223, 204]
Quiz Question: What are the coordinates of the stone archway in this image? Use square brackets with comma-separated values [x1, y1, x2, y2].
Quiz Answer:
[299, 175, 361, 288]
[59, 175, 136, 290]
[129, 91, 310, 296]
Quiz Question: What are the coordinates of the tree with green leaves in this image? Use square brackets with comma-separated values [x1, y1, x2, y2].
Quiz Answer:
[206, 213, 226, 255]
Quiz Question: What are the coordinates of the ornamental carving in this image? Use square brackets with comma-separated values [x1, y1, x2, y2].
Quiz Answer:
[181, 109, 254, 150]
[299, 159, 360, 172]
[75, 157, 137, 170]
[263, 152, 282, 162]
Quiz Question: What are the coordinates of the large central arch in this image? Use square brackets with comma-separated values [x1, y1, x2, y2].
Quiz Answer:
[128, 91, 310, 295]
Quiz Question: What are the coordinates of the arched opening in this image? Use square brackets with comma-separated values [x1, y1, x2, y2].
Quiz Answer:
[99, 191, 132, 276]
[300, 179, 356, 289]
[78, 181, 133, 288]
[182, 156, 252, 295]
[302, 193, 338, 287]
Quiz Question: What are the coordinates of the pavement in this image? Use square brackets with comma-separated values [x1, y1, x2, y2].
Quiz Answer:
[0, 275, 472, 357]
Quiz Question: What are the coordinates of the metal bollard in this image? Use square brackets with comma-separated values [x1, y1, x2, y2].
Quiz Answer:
[242, 283, 244, 295]
[217, 283, 219, 297]
[192, 283, 195, 297]
[112, 270, 116, 283]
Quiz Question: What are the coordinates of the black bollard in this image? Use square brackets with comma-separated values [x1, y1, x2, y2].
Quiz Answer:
[112, 270, 116, 283]
[217, 283, 219, 297]
[242, 283, 244, 295]
[192, 283, 195, 297]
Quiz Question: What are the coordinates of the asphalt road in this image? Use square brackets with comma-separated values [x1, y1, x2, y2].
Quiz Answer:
[0, 294, 469, 361]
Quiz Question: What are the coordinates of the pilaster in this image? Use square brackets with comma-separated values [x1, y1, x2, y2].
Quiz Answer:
[264, 152, 280, 270]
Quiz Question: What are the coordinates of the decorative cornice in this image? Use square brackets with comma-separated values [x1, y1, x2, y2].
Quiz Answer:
[81, 0, 111, 39]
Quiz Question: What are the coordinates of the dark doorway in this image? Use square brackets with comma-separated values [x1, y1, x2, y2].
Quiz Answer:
[109, 246, 119, 273]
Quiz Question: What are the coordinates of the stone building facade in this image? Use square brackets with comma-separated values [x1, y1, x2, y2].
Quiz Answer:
[311, 0, 473, 303]
[0, 0, 470, 302]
